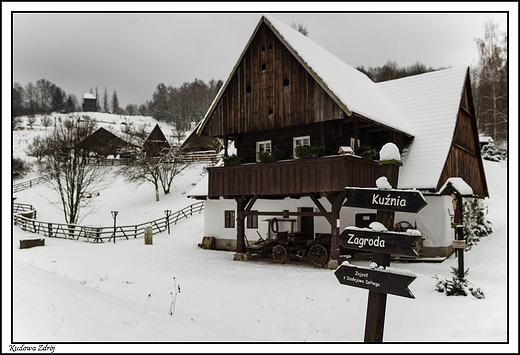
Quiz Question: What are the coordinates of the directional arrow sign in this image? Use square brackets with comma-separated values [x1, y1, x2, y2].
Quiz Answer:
[344, 188, 427, 213]
[340, 228, 421, 257]
[335, 263, 416, 299]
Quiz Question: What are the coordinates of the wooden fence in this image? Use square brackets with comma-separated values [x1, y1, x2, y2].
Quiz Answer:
[12, 201, 205, 243]
[12, 176, 49, 193]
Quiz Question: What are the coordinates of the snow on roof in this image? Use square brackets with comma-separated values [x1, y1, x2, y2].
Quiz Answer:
[263, 14, 414, 136]
[199, 15, 414, 137]
[83, 92, 96, 100]
[479, 135, 494, 144]
[187, 173, 209, 198]
[438, 177, 474, 196]
[377, 66, 468, 190]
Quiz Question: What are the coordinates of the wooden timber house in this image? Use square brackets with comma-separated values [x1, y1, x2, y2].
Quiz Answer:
[192, 14, 488, 262]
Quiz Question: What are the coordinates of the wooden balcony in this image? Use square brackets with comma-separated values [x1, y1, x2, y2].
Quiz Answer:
[207, 155, 381, 199]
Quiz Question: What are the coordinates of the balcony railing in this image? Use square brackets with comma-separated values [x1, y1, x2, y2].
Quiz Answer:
[207, 155, 381, 198]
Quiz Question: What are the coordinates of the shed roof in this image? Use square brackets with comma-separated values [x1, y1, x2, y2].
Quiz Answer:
[83, 92, 96, 100]
[377, 66, 468, 190]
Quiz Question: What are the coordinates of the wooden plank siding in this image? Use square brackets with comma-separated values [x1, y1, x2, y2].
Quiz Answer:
[201, 23, 344, 138]
[437, 94, 488, 197]
[207, 155, 381, 198]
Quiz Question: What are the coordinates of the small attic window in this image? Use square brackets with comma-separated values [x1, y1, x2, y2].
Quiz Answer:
[246, 85, 252, 93]
[261, 45, 265, 51]
[268, 43, 272, 50]
[268, 109, 273, 118]
[261, 63, 266, 72]
[283, 78, 290, 87]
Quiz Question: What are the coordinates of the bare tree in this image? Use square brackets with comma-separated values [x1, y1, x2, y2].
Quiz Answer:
[171, 127, 185, 145]
[291, 21, 308, 36]
[158, 146, 189, 195]
[38, 117, 108, 224]
[41, 116, 53, 129]
[117, 148, 162, 201]
[27, 116, 36, 129]
[117, 143, 189, 200]
[26, 135, 51, 163]
[474, 20, 508, 144]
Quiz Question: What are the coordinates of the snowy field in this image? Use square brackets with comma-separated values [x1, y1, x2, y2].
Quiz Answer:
[4, 114, 517, 353]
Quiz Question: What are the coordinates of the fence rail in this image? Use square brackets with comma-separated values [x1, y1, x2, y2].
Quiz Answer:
[13, 176, 49, 193]
[13, 201, 204, 243]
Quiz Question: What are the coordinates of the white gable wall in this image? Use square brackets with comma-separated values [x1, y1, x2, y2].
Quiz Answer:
[395, 195, 455, 251]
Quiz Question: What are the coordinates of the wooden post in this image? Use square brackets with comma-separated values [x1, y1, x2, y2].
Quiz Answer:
[364, 159, 400, 343]
[329, 192, 347, 265]
[144, 226, 153, 245]
[235, 197, 247, 254]
[456, 225, 465, 278]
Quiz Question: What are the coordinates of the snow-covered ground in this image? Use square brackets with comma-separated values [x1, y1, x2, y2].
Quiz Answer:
[4, 114, 517, 353]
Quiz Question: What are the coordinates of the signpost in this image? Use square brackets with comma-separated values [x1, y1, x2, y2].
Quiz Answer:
[336, 149, 427, 342]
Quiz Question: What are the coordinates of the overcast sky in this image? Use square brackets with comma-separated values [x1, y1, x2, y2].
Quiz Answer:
[5, 3, 513, 108]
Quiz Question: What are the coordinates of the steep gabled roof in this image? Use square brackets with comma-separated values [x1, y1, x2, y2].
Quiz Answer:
[77, 127, 131, 156]
[144, 124, 171, 155]
[198, 14, 414, 137]
[377, 66, 468, 190]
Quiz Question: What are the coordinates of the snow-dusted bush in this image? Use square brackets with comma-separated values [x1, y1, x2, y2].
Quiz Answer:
[481, 143, 507, 161]
[463, 197, 493, 250]
[433, 267, 485, 299]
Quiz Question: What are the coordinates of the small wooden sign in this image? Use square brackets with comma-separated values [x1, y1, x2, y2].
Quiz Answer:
[344, 188, 427, 213]
[340, 228, 421, 257]
[335, 263, 416, 299]
[452, 240, 466, 249]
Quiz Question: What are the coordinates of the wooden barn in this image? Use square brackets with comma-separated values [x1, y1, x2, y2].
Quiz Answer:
[82, 92, 97, 112]
[77, 127, 133, 158]
[189, 15, 488, 263]
[143, 124, 171, 157]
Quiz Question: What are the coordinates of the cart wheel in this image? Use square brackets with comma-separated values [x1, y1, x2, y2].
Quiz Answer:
[272, 245, 288, 263]
[309, 244, 328, 267]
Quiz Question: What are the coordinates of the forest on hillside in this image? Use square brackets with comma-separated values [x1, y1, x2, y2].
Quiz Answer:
[12, 21, 507, 145]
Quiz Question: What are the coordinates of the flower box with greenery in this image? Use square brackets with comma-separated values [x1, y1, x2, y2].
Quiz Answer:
[294, 145, 324, 159]
[257, 147, 282, 162]
[222, 153, 243, 165]
[358, 145, 378, 160]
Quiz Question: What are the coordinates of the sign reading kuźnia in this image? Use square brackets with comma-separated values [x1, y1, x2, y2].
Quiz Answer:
[344, 188, 427, 213]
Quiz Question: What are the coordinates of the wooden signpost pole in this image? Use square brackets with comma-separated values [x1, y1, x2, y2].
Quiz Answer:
[364, 159, 399, 343]
[336, 144, 426, 343]
[456, 225, 465, 278]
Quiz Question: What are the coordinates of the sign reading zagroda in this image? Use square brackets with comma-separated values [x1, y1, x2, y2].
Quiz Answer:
[340, 228, 422, 257]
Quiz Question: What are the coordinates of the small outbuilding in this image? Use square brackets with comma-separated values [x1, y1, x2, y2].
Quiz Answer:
[82, 92, 97, 112]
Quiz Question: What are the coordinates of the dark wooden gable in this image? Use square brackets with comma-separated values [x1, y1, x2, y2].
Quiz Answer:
[199, 21, 344, 138]
[181, 129, 219, 152]
[144, 124, 171, 156]
[77, 127, 130, 157]
[437, 70, 489, 197]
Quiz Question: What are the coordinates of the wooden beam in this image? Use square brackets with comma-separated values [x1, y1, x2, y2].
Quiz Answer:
[241, 210, 328, 217]
[309, 194, 332, 224]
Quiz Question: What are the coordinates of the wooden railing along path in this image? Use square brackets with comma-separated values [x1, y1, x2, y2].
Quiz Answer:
[12, 201, 204, 243]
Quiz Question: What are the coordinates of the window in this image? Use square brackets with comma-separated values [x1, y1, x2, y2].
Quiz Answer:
[225, 210, 235, 228]
[247, 212, 258, 229]
[256, 140, 272, 162]
[350, 137, 360, 150]
[293, 135, 310, 156]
